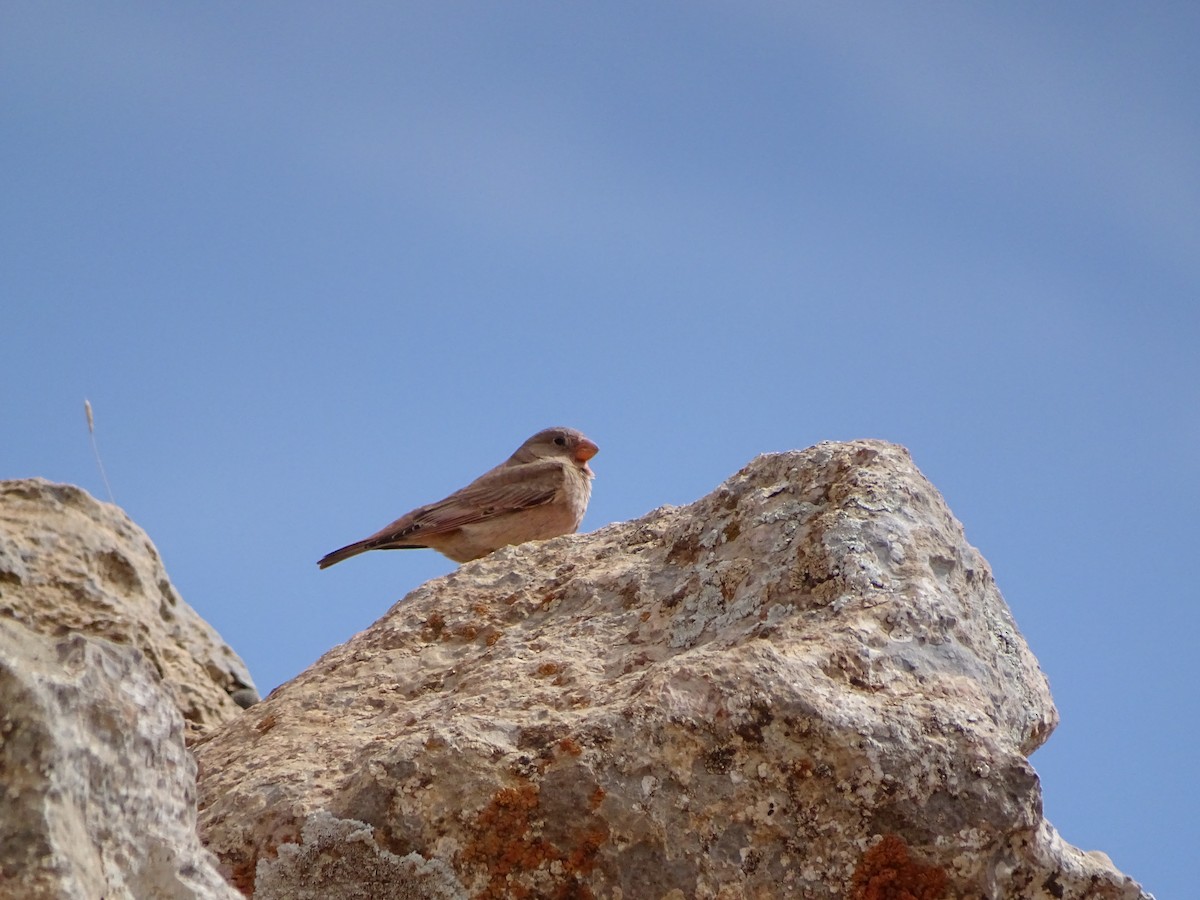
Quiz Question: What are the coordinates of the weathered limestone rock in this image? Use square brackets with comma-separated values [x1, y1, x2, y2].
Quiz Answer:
[252, 810, 466, 899]
[0, 478, 255, 898]
[195, 441, 1151, 898]
[0, 478, 257, 739]
[0, 618, 241, 899]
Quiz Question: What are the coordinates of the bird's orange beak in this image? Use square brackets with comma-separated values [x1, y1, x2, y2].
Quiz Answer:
[574, 439, 599, 463]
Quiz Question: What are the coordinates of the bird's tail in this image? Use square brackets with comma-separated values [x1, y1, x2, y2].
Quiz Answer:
[318, 538, 427, 569]
[317, 541, 371, 569]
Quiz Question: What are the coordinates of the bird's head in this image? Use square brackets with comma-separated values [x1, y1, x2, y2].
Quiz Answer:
[511, 427, 599, 473]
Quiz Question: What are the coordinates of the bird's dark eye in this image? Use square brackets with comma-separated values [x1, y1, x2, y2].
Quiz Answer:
[553, 436, 567, 447]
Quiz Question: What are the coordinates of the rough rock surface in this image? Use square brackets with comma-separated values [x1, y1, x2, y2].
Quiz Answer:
[0, 618, 241, 899]
[252, 810, 465, 900]
[195, 440, 1151, 899]
[0, 478, 258, 739]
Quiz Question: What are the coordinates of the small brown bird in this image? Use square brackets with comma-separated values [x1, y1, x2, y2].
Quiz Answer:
[318, 426, 598, 568]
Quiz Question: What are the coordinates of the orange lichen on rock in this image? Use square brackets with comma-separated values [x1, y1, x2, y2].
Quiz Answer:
[463, 783, 550, 898]
[463, 780, 605, 900]
[423, 611, 445, 634]
[558, 736, 583, 755]
[851, 834, 948, 900]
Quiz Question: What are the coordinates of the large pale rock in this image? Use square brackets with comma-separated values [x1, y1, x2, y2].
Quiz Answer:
[0, 478, 257, 739]
[0, 478, 255, 898]
[195, 441, 1150, 898]
[0, 618, 240, 899]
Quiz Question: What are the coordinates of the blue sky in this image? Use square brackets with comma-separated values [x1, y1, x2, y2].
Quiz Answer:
[3, 4, 1196, 896]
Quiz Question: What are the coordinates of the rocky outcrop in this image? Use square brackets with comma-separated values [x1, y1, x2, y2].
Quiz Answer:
[0, 620, 240, 899]
[194, 441, 1151, 899]
[0, 477, 256, 899]
[0, 478, 258, 738]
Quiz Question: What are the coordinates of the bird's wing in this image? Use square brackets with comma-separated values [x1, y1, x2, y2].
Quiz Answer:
[365, 460, 566, 545]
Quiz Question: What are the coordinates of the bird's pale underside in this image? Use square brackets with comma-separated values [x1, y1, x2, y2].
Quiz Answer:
[318, 426, 598, 568]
